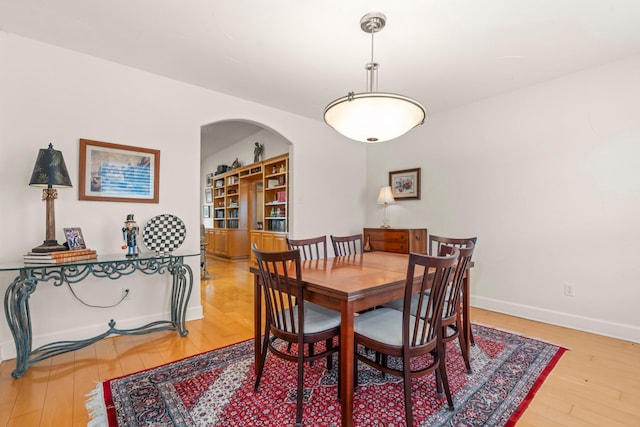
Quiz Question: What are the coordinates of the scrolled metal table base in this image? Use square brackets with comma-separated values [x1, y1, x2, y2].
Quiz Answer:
[4, 255, 193, 379]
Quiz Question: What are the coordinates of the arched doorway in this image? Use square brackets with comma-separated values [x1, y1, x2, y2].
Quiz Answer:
[200, 119, 292, 260]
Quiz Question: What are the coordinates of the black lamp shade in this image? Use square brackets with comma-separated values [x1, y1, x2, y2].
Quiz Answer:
[29, 143, 72, 188]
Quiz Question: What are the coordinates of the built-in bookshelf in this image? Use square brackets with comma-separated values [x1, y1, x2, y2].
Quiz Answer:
[206, 154, 288, 259]
[263, 155, 288, 233]
[226, 172, 240, 229]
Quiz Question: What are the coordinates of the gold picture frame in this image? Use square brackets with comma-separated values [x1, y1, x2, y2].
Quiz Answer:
[389, 168, 421, 200]
[79, 139, 160, 203]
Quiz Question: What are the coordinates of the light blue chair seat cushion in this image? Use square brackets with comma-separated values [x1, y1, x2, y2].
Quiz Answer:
[278, 302, 341, 334]
[381, 293, 432, 318]
[354, 308, 424, 347]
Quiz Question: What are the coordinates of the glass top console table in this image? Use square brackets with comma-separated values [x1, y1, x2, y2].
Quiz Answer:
[1, 251, 198, 378]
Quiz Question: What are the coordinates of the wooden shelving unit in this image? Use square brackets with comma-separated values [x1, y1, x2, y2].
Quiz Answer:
[263, 154, 288, 233]
[206, 153, 288, 260]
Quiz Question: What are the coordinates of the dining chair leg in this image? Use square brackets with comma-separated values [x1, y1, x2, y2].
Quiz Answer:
[438, 341, 455, 410]
[435, 338, 447, 398]
[380, 354, 388, 379]
[435, 364, 444, 398]
[456, 319, 472, 373]
[325, 338, 333, 370]
[296, 350, 304, 426]
[254, 331, 270, 391]
[402, 353, 414, 427]
[309, 342, 315, 364]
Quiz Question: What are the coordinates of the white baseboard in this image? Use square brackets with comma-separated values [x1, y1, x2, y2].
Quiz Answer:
[0, 305, 204, 362]
[472, 296, 640, 344]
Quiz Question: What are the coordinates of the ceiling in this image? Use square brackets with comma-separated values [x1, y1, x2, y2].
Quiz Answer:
[2, 0, 640, 153]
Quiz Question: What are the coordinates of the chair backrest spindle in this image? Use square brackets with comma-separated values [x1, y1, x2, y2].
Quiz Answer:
[330, 234, 364, 256]
[286, 235, 328, 260]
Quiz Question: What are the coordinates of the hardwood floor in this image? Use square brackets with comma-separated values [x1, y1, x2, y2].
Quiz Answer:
[1, 257, 639, 426]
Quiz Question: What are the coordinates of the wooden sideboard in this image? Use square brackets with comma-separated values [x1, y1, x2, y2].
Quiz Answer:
[363, 228, 428, 255]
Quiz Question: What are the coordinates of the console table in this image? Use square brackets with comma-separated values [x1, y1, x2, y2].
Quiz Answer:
[1, 251, 197, 378]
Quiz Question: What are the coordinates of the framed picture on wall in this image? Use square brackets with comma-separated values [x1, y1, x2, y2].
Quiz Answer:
[79, 139, 160, 203]
[206, 173, 213, 187]
[205, 188, 213, 203]
[389, 168, 421, 200]
[203, 205, 211, 218]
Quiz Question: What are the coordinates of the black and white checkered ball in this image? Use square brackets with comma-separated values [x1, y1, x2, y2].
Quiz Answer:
[142, 214, 186, 253]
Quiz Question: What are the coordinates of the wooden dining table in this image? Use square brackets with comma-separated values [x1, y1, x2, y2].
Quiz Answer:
[250, 251, 473, 427]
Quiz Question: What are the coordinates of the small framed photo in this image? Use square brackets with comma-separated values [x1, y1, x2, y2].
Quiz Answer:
[205, 188, 213, 203]
[389, 168, 421, 200]
[206, 173, 213, 187]
[63, 227, 87, 250]
[203, 205, 211, 218]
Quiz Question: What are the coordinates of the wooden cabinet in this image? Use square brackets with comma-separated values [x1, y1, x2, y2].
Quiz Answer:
[205, 228, 215, 255]
[363, 228, 428, 255]
[213, 229, 228, 257]
[250, 231, 288, 262]
[210, 229, 250, 259]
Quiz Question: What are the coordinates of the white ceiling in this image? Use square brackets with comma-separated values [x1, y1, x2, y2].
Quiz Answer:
[2, 0, 640, 154]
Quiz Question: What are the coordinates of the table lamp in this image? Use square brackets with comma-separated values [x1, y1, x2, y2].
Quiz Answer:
[376, 186, 395, 229]
[29, 143, 73, 252]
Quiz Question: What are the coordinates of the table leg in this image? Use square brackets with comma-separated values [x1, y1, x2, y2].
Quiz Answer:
[253, 273, 262, 375]
[4, 272, 37, 379]
[170, 260, 193, 336]
[339, 301, 355, 427]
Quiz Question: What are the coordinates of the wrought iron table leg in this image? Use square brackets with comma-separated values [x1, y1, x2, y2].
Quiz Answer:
[4, 272, 37, 379]
[170, 258, 193, 336]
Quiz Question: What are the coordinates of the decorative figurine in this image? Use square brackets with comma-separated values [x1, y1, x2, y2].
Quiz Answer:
[254, 142, 264, 163]
[231, 158, 240, 169]
[122, 214, 139, 257]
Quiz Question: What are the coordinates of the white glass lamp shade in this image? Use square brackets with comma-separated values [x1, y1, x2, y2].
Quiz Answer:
[376, 186, 396, 205]
[324, 92, 426, 143]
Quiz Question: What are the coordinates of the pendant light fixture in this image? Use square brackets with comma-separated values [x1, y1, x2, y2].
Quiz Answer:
[324, 12, 426, 143]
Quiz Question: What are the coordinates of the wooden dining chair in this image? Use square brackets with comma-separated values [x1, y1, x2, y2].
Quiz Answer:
[382, 239, 476, 372]
[429, 235, 478, 347]
[436, 241, 475, 374]
[287, 235, 328, 260]
[429, 235, 477, 256]
[353, 249, 459, 426]
[252, 245, 341, 427]
[330, 234, 363, 256]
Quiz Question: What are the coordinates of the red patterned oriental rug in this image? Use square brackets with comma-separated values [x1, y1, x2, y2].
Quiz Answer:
[86, 324, 566, 426]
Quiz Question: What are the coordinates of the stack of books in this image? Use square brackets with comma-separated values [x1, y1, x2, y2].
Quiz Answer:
[23, 248, 98, 264]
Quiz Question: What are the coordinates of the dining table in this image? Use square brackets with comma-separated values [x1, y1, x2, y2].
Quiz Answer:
[250, 250, 473, 427]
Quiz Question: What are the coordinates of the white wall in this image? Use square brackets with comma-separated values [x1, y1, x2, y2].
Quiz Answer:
[366, 54, 640, 343]
[0, 32, 366, 361]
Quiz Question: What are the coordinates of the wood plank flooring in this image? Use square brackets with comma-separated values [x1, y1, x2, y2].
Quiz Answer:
[1, 257, 638, 426]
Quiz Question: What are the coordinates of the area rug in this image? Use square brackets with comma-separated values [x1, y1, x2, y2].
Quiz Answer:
[86, 324, 566, 426]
